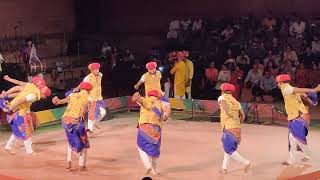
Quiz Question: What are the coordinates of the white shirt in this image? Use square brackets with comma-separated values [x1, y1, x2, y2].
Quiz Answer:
[83, 72, 103, 82]
[217, 70, 231, 82]
[167, 30, 178, 39]
[192, 19, 202, 31]
[169, 20, 180, 31]
[282, 84, 294, 95]
[312, 41, 320, 53]
[26, 94, 37, 102]
[290, 21, 306, 35]
[140, 71, 161, 83]
[181, 19, 191, 30]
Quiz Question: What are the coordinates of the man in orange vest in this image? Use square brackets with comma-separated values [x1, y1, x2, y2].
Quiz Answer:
[134, 62, 163, 96]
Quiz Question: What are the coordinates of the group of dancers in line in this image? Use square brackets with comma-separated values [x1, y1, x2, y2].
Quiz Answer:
[0, 56, 320, 176]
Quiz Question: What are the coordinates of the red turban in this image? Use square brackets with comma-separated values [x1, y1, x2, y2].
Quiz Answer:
[147, 90, 159, 97]
[39, 85, 51, 97]
[146, 62, 157, 70]
[221, 83, 236, 92]
[88, 63, 101, 70]
[276, 74, 291, 82]
[79, 82, 92, 91]
[32, 76, 46, 87]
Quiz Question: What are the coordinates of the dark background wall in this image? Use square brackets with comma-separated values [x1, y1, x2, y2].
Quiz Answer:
[0, 0, 75, 37]
[75, 0, 320, 33]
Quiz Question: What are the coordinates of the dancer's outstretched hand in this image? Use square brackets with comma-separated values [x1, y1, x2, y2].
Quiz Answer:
[52, 96, 60, 105]
[132, 92, 141, 103]
[3, 75, 10, 81]
[315, 84, 320, 92]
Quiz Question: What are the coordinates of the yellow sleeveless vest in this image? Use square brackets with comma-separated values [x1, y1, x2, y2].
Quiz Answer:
[280, 83, 308, 120]
[144, 71, 162, 96]
[219, 94, 241, 129]
[139, 96, 163, 127]
[88, 73, 103, 101]
[63, 90, 89, 118]
[10, 83, 40, 116]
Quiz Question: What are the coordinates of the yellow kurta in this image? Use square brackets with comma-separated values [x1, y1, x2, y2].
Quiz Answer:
[280, 83, 308, 120]
[86, 73, 103, 101]
[185, 59, 194, 93]
[9, 83, 41, 116]
[170, 60, 187, 96]
[144, 71, 162, 96]
[219, 93, 242, 130]
[138, 96, 164, 127]
[63, 90, 89, 119]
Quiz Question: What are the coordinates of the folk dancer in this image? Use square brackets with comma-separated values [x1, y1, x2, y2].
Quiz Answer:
[132, 90, 171, 175]
[276, 74, 320, 165]
[134, 62, 163, 96]
[218, 83, 251, 174]
[0, 79, 51, 154]
[52, 82, 92, 171]
[74, 63, 106, 133]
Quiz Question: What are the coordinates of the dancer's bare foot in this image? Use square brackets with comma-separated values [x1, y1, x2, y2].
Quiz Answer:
[79, 166, 87, 171]
[66, 162, 71, 169]
[244, 162, 251, 173]
[281, 161, 291, 166]
[5, 149, 16, 155]
[219, 169, 227, 174]
[151, 168, 157, 175]
[95, 124, 100, 129]
[301, 157, 310, 162]
[145, 168, 152, 175]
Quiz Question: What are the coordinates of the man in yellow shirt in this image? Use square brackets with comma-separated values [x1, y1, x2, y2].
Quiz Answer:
[0, 81, 51, 155]
[183, 50, 194, 99]
[53, 82, 92, 171]
[74, 63, 106, 133]
[170, 51, 187, 99]
[134, 61, 163, 96]
[132, 90, 171, 175]
[218, 83, 250, 174]
[276, 74, 320, 165]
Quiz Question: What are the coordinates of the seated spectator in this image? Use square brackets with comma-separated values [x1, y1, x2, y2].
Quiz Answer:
[266, 61, 279, 77]
[167, 30, 178, 40]
[169, 19, 181, 31]
[262, 10, 277, 31]
[268, 38, 281, 55]
[259, 70, 279, 101]
[309, 62, 320, 87]
[301, 47, 314, 68]
[230, 66, 244, 100]
[203, 62, 219, 99]
[253, 59, 265, 75]
[224, 49, 236, 71]
[295, 63, 308, 87]
[205, 62, 219, 83]
[289, 17, 306, 38]
[311, 37, 320, 55]
[181, 18, 192, 31]
[192, 18, 203, 32]
[244, 64, 263, 101]
[263, 50, 274, 67]
[122, 49, 135, 62]
[215, 64, 231, 90]
[283, 45, 299, 66]
[221, 25, 234, 42]
[236, 50, 250, 67]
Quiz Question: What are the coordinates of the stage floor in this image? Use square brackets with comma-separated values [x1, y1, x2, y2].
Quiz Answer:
[0, 117, 320, 180]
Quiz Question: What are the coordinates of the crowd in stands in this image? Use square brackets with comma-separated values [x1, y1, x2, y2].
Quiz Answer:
[87, 11, 320, 102]
[163, 11, 320, 102]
